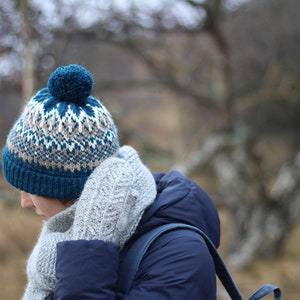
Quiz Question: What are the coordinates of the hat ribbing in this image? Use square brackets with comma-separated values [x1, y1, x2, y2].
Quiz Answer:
[2, 64, 119, 200]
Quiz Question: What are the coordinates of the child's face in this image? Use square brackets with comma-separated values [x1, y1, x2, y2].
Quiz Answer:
[20, 191, 73, 220]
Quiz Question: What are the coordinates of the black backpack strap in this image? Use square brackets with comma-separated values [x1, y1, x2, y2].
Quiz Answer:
[117, 223, 281, 300]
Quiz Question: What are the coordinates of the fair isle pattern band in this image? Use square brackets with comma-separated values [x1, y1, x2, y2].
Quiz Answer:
[6, 90, 118, 172]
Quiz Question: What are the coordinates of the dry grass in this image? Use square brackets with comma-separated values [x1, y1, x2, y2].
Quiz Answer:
[218, 211, 300, 299]
[0, 194, 299, 299]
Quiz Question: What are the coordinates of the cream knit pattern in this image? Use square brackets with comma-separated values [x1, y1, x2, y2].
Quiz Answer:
[73, 145, 157, 246]
[23, 145, 157, 298]
[117, 145, 157, 245]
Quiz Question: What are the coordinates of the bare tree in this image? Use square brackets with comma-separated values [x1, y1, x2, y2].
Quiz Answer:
[172, 0, 300, 268]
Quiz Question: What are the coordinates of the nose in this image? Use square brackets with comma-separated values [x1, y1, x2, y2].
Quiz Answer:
[20, 191, 34, 209]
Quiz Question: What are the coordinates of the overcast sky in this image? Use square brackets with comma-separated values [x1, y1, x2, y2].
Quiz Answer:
[30, 0, 252, 28]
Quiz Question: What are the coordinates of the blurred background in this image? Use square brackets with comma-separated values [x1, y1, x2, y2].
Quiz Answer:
[0, 0, 299, 299]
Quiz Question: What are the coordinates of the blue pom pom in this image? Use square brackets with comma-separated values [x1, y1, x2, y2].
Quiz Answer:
[47, 64, 93, 105]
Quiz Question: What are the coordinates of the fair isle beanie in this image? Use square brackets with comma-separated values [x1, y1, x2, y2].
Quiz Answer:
[2, 64, 119, 200]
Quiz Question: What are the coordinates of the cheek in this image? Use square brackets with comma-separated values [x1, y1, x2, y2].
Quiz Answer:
[48, 202, 68, 216]
[34, 199, 66, 218]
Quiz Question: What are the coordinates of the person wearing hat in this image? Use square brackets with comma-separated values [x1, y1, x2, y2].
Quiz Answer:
[1, 64, 220, 299]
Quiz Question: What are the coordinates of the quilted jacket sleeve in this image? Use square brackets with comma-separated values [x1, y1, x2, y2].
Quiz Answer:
[54, 240, 120, 300]
[54, 230, 216, 300]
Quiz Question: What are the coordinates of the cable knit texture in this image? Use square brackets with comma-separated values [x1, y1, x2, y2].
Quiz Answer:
[73, 145, 157, 247]
[23, 145, 157, 298]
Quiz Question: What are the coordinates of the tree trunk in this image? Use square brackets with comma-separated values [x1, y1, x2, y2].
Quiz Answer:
[19, 0, 35, 103]
[174, 131, 300, 269]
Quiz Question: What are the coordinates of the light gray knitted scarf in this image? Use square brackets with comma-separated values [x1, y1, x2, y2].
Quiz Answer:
[23, 145, 157, 300]
[23, 205, 75, 300]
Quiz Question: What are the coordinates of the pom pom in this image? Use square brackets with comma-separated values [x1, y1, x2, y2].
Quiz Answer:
[47, 64, 93, 105]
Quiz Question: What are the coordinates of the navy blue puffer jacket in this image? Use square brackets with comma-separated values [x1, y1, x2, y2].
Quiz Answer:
[54, 171, 220, 300]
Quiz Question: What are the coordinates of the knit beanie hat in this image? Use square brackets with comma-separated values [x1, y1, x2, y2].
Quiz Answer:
[2, 64, 119, 200]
